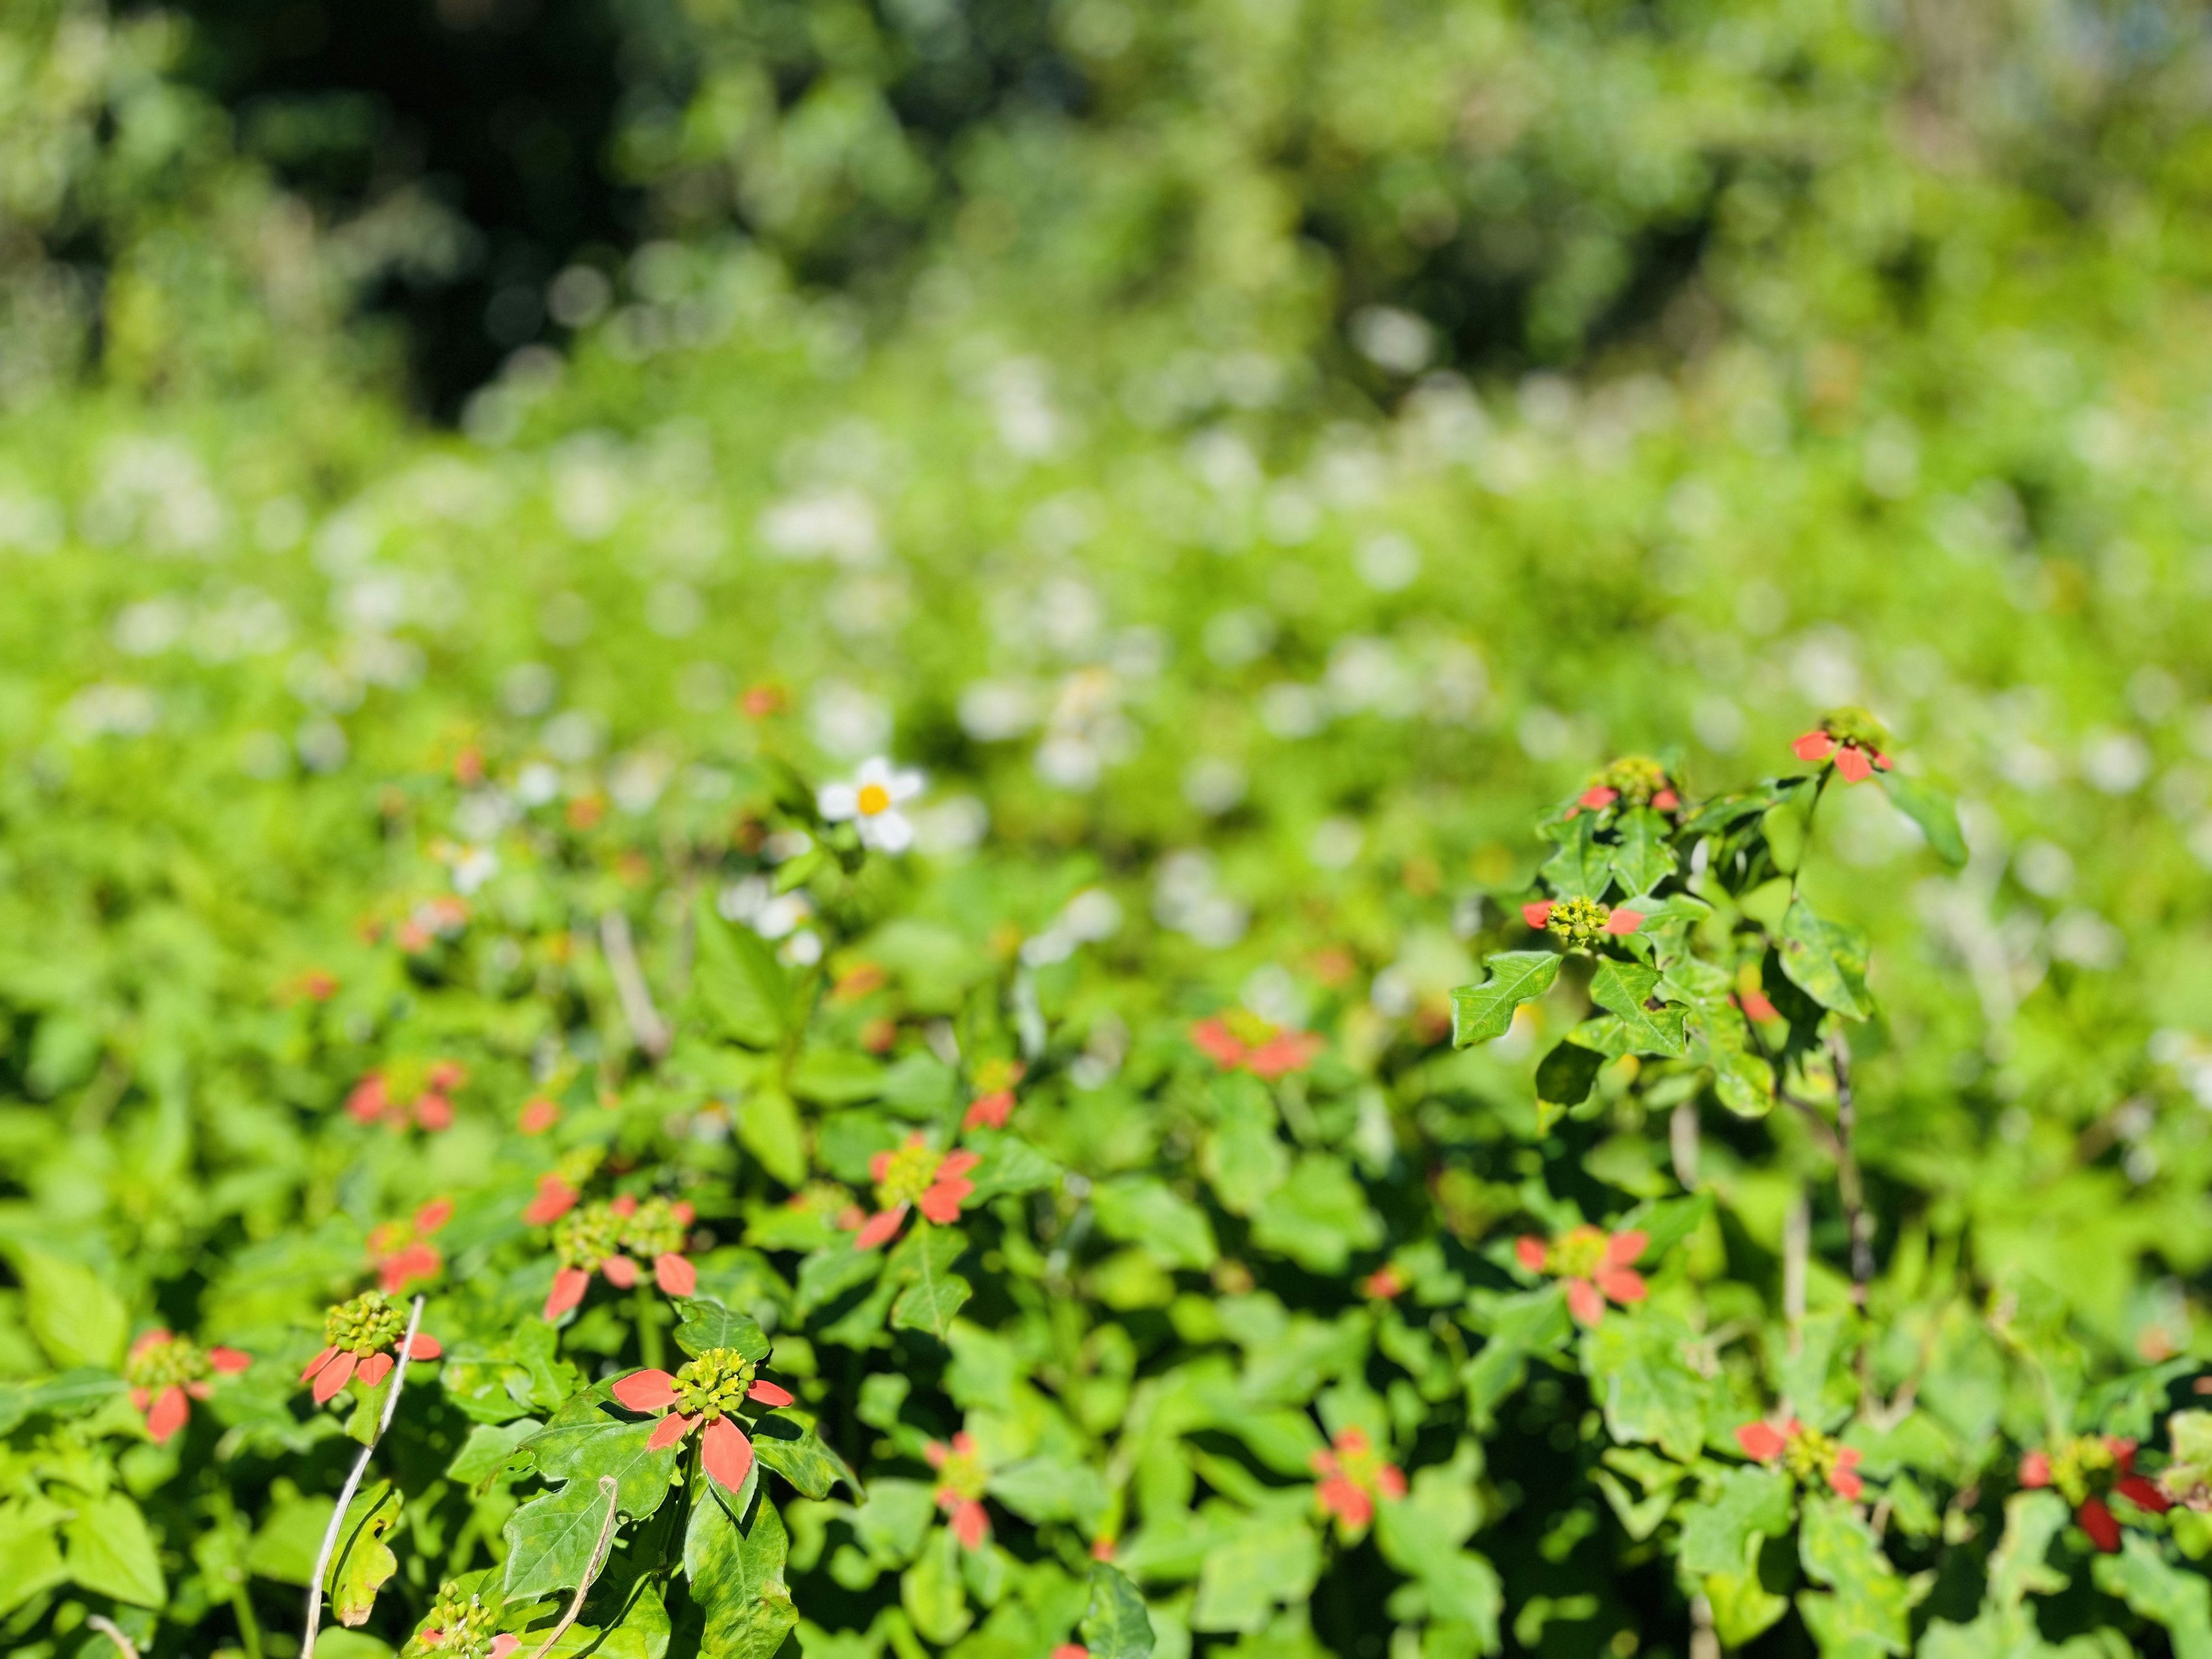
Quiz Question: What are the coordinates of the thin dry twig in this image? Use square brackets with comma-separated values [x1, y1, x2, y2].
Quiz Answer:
[524, 1476, 623, 1659]
[601, 911, 671, 1060]
[302, 1294, 425, 1659]
[85, 1616, 140, 1659]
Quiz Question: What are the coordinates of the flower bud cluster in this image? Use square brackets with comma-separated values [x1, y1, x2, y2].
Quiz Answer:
[324, 1290, 407, 1356]
[672, 1347, 759, 1422]
[125, 1332, 212, 1391]
[554, 1201, 627, 1271]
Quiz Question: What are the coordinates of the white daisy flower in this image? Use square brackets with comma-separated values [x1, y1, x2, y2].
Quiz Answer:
[818, 756, 925, 853]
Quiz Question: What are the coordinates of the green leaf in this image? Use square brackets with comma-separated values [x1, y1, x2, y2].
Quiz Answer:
[1609, 807, 1676, 895]
[737, 1086, 806, 1188]
[692, 904, 794, 1048]
[789, 1048, 886, 1106]
[1541, 814, 1610, 900]
[0, 1368, 128, 1434]
[2093, 1533, 2212, 1659]
[536, 1414, 680, 1524]
[247, 1490, 337, 1585]
[1091, 1178, 1217, 1271]
[66, 1490, 165, 1608]
[1191, 1502, 1321, 1634]
[1778, 899, 1872, 1020]
[1878, 772, 1968, 868]
[888, 1224, 972, 1340]
[1081, 1562, 1156, 1659]
[0, 1498, 67, 1617]
[1679, 1467, 1794, 1577]
[794, 1243, 884, 1320]
[964, 1131, 1062, 1202]
[1796, 1495, 1922, 1657]
[1249, 1153, 1384, 1274]
[1373, 1498, 1503, 1645]
[1576, 959, 1690, 1057]
[16, 1251, 128, 1369]
[684, 1487, 797, 1659]
[449, 1419, 543, 1490]
[504, 1475, 619, 1601]
[325, 1480, 402, 1627]
[1535, 1040, 1603, 1108]
[1706, 1556, 1792, 1650]
[1449, 952, 1560, 1047]
[749, 1411, 860, 1500]
[672, 1298, 772, 1365]
[1580, 1312, 1709, 1461]
[901, 1524, 971, 1646]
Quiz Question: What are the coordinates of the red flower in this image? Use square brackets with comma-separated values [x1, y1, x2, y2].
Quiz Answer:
[1053, 1649, 1088, 1659]
[1729, 988, 1780, 1023]
[1521, 897, 1642, 944]
[1567, 759, 1680, 817]
[1791, 709, 1892, 785]
[300, 1291, 441, 1405]
[346, 1073, 390, 1124]
[2020, 1435, 2170, 1552]
[125, 1331, 250, 1444]
[518, 1097, 562, 1135]
[1310, 1427, 1406, 1533]
[369, 1198, 453, 1294]
[344, 1060, 467, 1132]
[926, 1431, 993, 1549]
[611, 1347, 794, 1497]
[541, 1194, 696, 1320]
[1516, 1226, 1649, 1327]
[1362, 1265, 1407, 1301]
[963, 1059, 1028, 1132]
[1736, 1417, 1863, 1501]
[1191, 1013, 1325, 1080]
[855, 1137, 981, 1252]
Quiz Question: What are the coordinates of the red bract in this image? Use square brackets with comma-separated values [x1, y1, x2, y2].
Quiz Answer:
[541, 1194, 697, 1320]
[2020, 1436, 2170, 1552]
[517, 1097, 562, 1135]
[300, 1290, 442, 1405]
[125, 1330, 250, 1445]
[524, 1173, 582, 1227]
[1791, 710, 1893, 785]
[1053, 1649, 1088, 1659]
[344, 1061, 468, 1132]
[926, 1431, 993, 1549]
[1362, 1265, 1407, 1301]
[1310, 1427, 1406, 1532]
[369, 1197, 453, 1294]
[611, 1349, 794, 1497]
[855, 1136, 980, 1252]
[963, 1059, 1028, 1132]
[1190, 1013, 1325, 1081]
[1521, 899, 1642, 942]
[1516, 1226, 1649, 1327]
[1736, 1417, 1863, 1501]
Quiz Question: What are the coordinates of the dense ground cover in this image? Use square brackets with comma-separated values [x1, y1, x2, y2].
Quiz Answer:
[10, 2, 2212, 1656]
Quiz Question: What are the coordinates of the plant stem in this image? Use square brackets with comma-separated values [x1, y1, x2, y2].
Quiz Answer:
[523, 1476, 621, 1659]
[635, 1280, 665, 1373]
[302, 1294, 425, 1659]
[85, 1616, 139, 1659]
[232, 1584, 266, 1659]
[1829, 1032, 1874, 1305]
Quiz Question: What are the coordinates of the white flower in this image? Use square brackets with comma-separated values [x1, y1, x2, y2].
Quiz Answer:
[818, 756, 925, 853]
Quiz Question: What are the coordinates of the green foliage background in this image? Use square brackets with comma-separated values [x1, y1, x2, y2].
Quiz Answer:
[6, 1, 2212, 1655]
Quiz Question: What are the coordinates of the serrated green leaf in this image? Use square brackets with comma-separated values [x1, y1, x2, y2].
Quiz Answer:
[1706, 1557, 1792, 1649]
[1191, 1502, 1321, 1634]
[794, 1242, 884, 1320]
[692, 904, 794, 1048]
[1081, 1561, 1155, 1658]
[1609, 807, 1676, 895]
[449, 1418, 542, 1490]
[0, 1499, 67, 1616]
[537, 1414, 679, 1524]
[1580, 1312, 1709, 1461]
[672, 1297, 772, 1364]
[504, 1475, 619, 1601]
[1567, 1007, 1688, 1059]
[1878, 772, 1968, 868]
[1541, 814, 1611, 900]
[1796, 1495, 1921, 1657]
[888, 1224, 971, 1340]
[1588, 959, 1660, 1016]
[1449, 951, 1560, 1047]
[1778, 899, 1872, 1020]
[325, 1480, 402, 1627]
[964, 1131, 1062, 1201]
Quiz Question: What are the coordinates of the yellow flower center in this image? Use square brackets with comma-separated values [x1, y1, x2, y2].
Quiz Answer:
[857, 782, 892, 816]
[877, 1139, 944, 1209]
